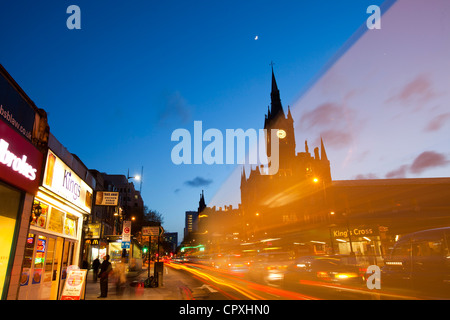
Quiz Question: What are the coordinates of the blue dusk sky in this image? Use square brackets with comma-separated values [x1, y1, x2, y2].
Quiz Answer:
[1, 0, 449, 239]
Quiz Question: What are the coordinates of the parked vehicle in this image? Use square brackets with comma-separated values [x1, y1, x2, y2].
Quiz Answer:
[381, 227, 450, 295]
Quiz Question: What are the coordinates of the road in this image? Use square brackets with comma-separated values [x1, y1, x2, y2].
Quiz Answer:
[168, 262, 318, 300]
[166, 261, 449, 300]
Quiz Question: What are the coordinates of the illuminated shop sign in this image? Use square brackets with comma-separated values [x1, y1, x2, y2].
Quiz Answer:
[332, 226, 379, 238]
[0, 120, 43, 193]
[95, 191, 119, 206]
[42, 150, 93, 213]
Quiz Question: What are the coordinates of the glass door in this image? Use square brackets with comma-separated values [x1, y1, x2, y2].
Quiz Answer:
[18, 233, 65, 300]
[18, 234, 47, 300]
[39, 237, 55, 299]
[18, 233, 36, 300]
[50, 237, 64, 299]
[58, 240, 75, 299]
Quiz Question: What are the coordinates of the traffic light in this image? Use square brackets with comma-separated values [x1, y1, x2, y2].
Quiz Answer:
[143, 247, 148, 254]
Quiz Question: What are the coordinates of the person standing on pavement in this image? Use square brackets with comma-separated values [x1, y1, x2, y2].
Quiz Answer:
[98, 255, 112, 298]
[92, 257, 100, 282]
[82, 259, 90, 279]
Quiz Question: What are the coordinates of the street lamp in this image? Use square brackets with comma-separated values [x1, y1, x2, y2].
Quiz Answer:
[127, 174, 140, 181]
[124, 170, 141, 220]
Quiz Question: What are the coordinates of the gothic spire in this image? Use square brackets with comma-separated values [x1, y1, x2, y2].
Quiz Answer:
[241, 166, 247, 183]
[321, 137, 328, 161]
[198, 190, 206, 213]
[270, 65, 285, 120]
[287, 105, 293, 120]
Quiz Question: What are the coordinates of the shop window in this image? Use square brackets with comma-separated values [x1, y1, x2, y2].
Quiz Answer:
[48, 207, 65, 234]
[0, 182, 22, 298]
[30, 200, 49, 229]
[64, 213, 78, 237]
[32, 236, 47, 284]
[44, 205, 79, 238]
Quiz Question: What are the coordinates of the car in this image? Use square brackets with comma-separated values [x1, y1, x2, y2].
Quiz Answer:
[381, 227, 450, 296]
[224, 254, 251, 274]
[247, 252, 292, 286]
[283, 255, 365, 289]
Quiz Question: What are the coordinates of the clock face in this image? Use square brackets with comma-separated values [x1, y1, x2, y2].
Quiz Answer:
[277, 129, 286, 139]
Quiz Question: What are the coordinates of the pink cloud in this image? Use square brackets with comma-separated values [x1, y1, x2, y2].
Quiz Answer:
[299, 102, 353, 130]
[410, 151, 449, 174]
[318, 129, 352, 148]
[354, 173, 379, 180]
[385, 73, 438, 109]
[424, 112, 450, 132]
[385, 165, 408, 179]
[383, 151, 449, 179]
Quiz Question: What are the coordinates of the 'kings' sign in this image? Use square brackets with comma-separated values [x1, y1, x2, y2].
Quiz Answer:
[42, 149, 93, 213]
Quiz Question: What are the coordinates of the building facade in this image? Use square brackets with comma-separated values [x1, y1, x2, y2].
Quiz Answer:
[184, 69, 450, 266]
[0, 64, 48, 300]
[1, 65, 150, 300]
[238, 69, 450, 263]
[16, 134, 95, 300]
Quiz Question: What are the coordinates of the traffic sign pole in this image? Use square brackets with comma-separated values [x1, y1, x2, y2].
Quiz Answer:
[147, 237, 151, 278]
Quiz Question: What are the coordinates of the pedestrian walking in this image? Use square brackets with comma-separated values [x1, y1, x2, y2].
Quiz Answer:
[98, 255, 112, 298]
[92, 257, 100, 282]
[114, 258, 127, 296]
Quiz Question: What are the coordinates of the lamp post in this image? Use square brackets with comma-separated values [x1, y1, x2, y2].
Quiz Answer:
[313, 177, 333, 253]
[328, 211, 336, 254]
[124, 170, 140, 222]
[122, 170, 140, 259]
[342, 212, 355, 257]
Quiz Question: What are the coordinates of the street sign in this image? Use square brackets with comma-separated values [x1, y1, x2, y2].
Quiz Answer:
[142, 226, 163, 236]
[122, 220, 131, 242]
[121, 241, 130, 249]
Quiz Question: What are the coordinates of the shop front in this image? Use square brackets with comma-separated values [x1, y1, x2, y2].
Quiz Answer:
[18, 149, 93, 300]
[0, 118, 43, 299]
[105, 235, 143, 271]
[330, 225, 385, 266]
[84, 223, 108, 265]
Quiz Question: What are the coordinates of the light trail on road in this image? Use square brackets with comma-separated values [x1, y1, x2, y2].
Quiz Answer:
[167, 262, 319, 300]
[168, 262, 265, 299]
[167, 262, 434, 300]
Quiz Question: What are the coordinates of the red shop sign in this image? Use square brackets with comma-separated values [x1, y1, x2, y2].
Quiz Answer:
[0, 120, 43, 193]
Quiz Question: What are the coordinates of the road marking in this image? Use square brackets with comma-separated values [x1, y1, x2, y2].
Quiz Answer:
[198, 284, 219, 293]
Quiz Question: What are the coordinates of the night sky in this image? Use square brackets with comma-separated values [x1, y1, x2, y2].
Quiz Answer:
[1, 0, 449, 240]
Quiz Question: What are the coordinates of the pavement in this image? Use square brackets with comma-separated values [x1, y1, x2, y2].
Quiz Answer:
[83, 262, 216, 300]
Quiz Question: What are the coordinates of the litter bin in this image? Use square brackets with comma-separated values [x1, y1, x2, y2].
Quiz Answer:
[154, 262, 164, 287]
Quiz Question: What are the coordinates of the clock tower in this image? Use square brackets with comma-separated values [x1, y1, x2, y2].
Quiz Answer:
[264, 67, 296, 173]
